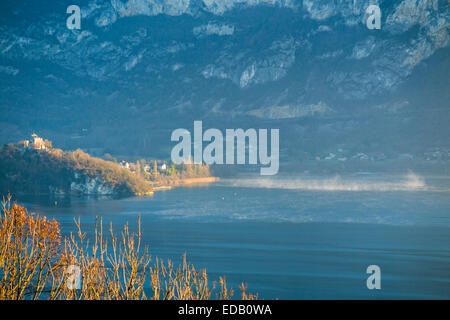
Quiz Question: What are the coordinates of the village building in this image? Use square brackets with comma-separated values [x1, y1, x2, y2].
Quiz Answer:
[30, 133, 46, 150]
[119, 160, 130, 169]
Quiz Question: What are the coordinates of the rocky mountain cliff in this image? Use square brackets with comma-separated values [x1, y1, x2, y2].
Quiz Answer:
[0, 0, 449, 170]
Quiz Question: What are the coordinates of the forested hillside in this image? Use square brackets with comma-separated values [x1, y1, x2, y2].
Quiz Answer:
[0, 143, 153, 196]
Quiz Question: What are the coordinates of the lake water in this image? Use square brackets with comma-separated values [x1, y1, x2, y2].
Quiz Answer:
[19, 173, 450, 299]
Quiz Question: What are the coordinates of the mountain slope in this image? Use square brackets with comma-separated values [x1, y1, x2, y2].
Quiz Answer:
[0, 0, 449, 168]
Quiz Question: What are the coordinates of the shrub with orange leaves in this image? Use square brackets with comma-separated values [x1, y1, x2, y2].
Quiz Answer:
[0, 195, 62, 299]
[0, 195, 257, 300]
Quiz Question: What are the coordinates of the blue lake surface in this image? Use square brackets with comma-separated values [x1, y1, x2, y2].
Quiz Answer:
[19, 174, 450, 299]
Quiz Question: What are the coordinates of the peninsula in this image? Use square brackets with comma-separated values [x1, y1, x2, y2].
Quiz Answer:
[0, 134, 218, 196]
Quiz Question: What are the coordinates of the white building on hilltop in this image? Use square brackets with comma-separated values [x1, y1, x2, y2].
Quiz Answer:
[30, 133, 46, 150]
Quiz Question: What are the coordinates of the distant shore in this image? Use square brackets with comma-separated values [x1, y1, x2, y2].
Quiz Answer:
[153, 177, 220, 191]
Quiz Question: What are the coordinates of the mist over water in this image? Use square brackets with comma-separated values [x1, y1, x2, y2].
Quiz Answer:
[20, 172, 450, 226]
[19, 173, 450, 299]
[223, 172, 428, 192]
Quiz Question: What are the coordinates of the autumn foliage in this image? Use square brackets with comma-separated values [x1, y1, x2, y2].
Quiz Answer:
[0, 196, 256, 300]
[0, 144, 153, 196]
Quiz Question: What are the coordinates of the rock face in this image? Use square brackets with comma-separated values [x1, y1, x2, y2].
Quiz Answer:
[248, 102, 333, 119]
[202, 37, 297, 88]
[70, 176, 115, 195]
[193, 23, 235, 37]
[0, 0, 449, 161]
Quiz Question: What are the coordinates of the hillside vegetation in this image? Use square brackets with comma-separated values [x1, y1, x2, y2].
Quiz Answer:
[0, 143, 153, 196]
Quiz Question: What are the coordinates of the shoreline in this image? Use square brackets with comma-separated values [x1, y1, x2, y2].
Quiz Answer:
[5, 177, 219, 198]
[153, 177, 220, 191]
